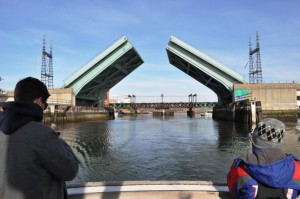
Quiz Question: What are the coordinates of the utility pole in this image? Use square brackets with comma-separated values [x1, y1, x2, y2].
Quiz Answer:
[41, 35, 53, 88]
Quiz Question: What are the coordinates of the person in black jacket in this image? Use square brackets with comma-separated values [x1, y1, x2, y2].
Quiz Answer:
[0, 77, 78, 199]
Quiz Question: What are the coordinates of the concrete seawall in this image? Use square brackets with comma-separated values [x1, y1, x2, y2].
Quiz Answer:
[233, 83, 300, 121]
[66, 106, 109, 121]
[43, 106, 110, 124]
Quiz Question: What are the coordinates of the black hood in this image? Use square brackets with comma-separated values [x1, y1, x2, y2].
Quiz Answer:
[0, 101, 43, 135]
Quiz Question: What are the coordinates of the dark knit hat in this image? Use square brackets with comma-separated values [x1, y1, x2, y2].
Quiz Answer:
[249, 118, 285, 148]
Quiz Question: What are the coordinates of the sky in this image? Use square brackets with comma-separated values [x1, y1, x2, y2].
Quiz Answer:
[1, 0, 300, 103]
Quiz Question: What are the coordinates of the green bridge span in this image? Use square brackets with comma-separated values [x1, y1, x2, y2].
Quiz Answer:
[64, 36, 246, 107]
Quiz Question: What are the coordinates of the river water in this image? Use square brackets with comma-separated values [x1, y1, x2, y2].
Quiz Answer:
[54, 113, 300, 184]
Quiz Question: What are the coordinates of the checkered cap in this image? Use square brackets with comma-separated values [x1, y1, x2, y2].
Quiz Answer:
[250, 118, 285, 148]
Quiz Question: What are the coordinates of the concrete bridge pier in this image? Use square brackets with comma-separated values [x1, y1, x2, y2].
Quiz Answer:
[187, 108, 195, 117]
[213, 100, 262, 128]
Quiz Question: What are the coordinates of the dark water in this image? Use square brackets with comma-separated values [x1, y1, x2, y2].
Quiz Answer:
[54, 113, 300, 184]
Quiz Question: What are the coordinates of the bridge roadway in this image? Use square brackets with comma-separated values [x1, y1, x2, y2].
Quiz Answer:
[109, 102, 217, 109]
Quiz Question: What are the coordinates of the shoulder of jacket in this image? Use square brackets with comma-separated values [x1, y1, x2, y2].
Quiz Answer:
[26, 120, 52, 129]
[22, 121, 55, 138]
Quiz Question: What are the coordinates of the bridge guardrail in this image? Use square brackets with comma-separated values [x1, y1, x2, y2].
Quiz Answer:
[109, 102, 217, 109]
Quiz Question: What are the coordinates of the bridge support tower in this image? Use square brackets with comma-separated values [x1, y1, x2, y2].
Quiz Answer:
[187, 94, 197, 117]
[41, 35, 53, 88]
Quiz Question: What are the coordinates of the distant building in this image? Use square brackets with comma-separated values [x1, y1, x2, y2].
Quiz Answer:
[297, 90, 300, 108]
[109, 97, 119, 104]
[122, 97, 132, 103]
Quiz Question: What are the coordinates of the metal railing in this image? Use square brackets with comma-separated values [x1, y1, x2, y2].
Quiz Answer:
[109, 102, 217, 109]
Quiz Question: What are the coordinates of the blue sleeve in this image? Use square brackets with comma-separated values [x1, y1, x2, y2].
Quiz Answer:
[239, 184, 258, 199]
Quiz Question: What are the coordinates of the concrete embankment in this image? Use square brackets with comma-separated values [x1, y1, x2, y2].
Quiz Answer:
[43, 106, 110, 124]
[66, 106, 110, 121]
[233, 83, 299, 122]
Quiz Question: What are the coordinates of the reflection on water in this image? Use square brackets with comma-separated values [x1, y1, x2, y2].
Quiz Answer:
[54, 113, 300, 184]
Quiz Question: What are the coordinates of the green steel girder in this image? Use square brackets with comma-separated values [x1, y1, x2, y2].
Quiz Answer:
[166, 36, 246, 104]
[63, 36, 144, 106]
[63, 35, 246, 107]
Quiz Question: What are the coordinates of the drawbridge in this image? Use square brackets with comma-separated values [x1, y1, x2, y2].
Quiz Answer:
[63, 36, 144, 106]
[166, 36, 246, 104]
[63, 35, 245, 106]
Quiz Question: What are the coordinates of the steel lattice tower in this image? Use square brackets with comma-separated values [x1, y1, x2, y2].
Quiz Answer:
[41, 35, 53, 88]
[249, 32, 263, 83]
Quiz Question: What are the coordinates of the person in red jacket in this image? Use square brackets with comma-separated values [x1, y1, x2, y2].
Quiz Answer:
[227, 118, 300, 199]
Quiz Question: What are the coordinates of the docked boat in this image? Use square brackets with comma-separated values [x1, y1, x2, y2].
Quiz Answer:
[204, 110, 213, 117]
[202, 110, 213, 117]
[67, 181, 230, 199]
[114, 109, 118, 117]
